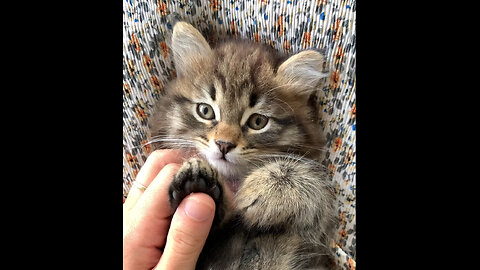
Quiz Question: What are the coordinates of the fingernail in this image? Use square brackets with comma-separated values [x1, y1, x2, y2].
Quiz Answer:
[184, 196, 214, 222]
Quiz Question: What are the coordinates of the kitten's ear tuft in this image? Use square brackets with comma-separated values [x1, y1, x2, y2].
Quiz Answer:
[276, 50, 329, 95]
[171, 22, 212, 77]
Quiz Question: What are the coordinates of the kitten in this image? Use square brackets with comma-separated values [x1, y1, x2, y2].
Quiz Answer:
[148, 22, 337, 270]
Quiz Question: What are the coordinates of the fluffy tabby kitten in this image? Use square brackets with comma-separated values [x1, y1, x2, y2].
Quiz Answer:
[148, 22, 337, 269]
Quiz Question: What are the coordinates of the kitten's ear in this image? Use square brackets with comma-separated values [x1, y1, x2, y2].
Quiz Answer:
[171, 22, 212, 77]
[276, 50, 329, 95]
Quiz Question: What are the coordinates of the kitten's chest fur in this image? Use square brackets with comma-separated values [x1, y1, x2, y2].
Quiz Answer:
[198, 215, 329, 270]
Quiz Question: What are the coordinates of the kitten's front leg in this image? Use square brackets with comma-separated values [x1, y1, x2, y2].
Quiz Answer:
[168, 158, 227, 224]
[235, 158, 336, 232]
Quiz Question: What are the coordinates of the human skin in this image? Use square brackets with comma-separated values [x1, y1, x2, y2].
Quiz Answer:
[123, 149, 216, 270]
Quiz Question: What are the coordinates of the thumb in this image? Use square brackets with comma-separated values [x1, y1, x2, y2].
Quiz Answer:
[156, 193, 215, 270]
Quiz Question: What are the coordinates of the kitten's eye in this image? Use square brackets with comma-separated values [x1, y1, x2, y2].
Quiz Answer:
[196, 103, 215, 120]
[247, 114, 269, 130]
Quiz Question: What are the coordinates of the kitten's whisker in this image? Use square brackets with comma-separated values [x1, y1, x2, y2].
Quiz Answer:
[146, 143, 195, 151]
[159, 143, 195, 148]
[191, 138, 209, 148]
[271, 97, 295, 114]
[289, 142, 328, 150]
[244, 159, 262, 169]
[144, 137, 198, 152]
[143, 138, 195, 145]
[264, 83, 290, 95]
[239, 150, 258, 156]
[286, 143, 328, 154]
[127, 139, 195, 151]
[126, 144, 148, 151]
[148, 134, 192, 140]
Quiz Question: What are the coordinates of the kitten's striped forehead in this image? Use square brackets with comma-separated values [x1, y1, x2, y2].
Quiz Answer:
[211, 42, 277, 122]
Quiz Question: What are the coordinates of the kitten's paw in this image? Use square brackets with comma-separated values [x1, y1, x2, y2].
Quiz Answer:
[168, 158, 222, 210]
[236, 160, 333, 230]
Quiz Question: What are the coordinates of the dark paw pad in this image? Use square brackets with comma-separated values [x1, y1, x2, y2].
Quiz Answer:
[168, 158, 222, 210]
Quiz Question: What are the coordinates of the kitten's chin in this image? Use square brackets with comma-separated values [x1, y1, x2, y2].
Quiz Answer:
[208, 158, 242, 179]
[212, 160, 244, 195]
[202, 155, 245, 194]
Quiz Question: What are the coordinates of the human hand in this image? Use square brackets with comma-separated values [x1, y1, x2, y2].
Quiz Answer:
[123, 149, 216, 270]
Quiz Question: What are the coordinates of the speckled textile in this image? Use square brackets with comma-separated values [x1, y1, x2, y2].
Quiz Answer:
[123, 1, 355, 269]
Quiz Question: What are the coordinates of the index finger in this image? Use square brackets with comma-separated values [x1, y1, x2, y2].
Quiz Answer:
[123, 163, 182, 270]
[125, 149, 186, 209]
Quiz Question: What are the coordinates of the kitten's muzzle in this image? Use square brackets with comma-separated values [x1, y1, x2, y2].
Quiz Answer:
[215, 140, 236, 156]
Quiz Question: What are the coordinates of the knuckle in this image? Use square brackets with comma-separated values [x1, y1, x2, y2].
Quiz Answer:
[149, 150, 183, 169]
[162, 163, 181, 174]
[169, 226, 202, 256]
[149, 149, 170, 162]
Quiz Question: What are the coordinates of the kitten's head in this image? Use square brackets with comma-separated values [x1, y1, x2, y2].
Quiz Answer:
[150, 22, 329, 183]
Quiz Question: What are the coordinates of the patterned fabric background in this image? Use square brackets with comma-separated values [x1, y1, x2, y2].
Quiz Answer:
[122, 0, 356, 269]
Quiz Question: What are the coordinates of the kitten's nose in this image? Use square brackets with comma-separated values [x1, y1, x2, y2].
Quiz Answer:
[215, 140, 236, 155]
